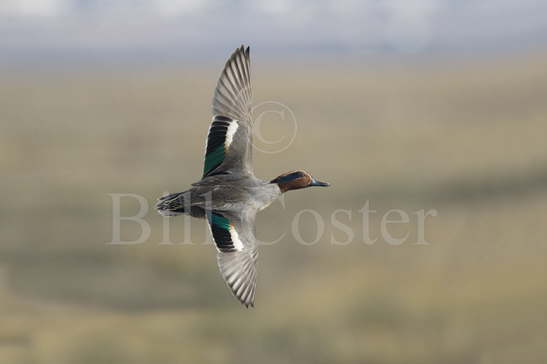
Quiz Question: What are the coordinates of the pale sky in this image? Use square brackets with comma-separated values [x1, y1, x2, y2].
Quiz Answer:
[1, 0, 546, 61]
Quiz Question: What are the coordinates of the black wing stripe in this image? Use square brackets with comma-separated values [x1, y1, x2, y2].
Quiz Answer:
[203, 116, 236, 177]
[215, 115, 231, 122]
[210, 226, 234, 252]
[208, 211, 237, 252]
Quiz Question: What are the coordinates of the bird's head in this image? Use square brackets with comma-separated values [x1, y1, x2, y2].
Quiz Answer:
[271, 170, 330, 192]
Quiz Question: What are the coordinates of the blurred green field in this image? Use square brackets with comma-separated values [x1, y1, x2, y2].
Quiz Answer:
[1, 51, 547, 364]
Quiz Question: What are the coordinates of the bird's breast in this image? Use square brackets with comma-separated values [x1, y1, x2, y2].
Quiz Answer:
[250, 184, 282, 211]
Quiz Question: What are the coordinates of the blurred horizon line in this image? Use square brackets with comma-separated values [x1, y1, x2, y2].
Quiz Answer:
[2, 44, 547, 72]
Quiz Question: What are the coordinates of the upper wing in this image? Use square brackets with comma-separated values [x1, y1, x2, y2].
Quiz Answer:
[212, 45, 252, 122]
[203, 46, 253, 178]
[207, 210, 258, 307]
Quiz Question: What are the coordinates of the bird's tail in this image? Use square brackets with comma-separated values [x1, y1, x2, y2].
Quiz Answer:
[156, 191, 187, 216]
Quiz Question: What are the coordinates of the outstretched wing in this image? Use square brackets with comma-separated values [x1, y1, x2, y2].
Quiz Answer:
[203, 45, 253, 178]
[207, 210, 258, 307]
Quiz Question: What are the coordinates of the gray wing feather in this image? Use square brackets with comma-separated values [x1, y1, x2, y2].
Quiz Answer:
[213, 45, 252, 122]
[208, 45, 253, 175]
[210, 210, 258, 307]
[217, 248, 258, 308]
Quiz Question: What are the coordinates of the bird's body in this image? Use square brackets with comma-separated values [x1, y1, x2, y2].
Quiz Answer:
[159, 174, 281, 218]
[156, 46, 329, 307]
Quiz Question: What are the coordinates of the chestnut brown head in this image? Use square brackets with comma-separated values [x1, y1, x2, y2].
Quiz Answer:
[270, 170, 330, 193]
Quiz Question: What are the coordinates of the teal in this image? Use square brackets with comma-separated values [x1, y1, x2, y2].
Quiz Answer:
[211, 213, 230, 230]
[203, 146, 224, 175]
[156, 45, 329, 308]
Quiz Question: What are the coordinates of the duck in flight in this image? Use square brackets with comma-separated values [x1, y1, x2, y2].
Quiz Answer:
[156, 45, 329, 307]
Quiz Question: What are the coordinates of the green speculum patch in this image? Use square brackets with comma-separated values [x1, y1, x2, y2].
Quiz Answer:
[212, 213, 231, 230]
[204, 146, 225, 175]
